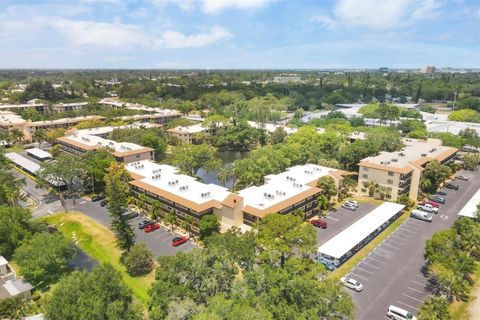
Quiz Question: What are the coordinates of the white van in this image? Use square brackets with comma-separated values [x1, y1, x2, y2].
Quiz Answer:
[387, 305, 417, 320]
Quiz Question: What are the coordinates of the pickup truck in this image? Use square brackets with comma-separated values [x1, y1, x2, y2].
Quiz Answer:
[417, 203, 439, 214]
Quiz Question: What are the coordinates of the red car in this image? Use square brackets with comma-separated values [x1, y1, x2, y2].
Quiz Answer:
[422, 200, 440, 208]
[310, 219, 327, 229]
[144, 223, 160, 233]
[171, 236, 187, 246]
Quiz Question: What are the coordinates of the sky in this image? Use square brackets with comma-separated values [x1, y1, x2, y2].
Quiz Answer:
[0, 0, 479, 69]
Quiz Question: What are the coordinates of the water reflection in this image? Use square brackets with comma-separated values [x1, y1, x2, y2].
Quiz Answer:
[196, 151, 249, 189]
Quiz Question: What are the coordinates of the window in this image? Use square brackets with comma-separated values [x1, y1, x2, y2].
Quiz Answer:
[361, 188, 367, 193]
[387, 179, 393, 184]
[136, 154, 141, 158]
[362, 174, 368, 179]
[388, 172, 394, 176]
[363, 167, 369, 171]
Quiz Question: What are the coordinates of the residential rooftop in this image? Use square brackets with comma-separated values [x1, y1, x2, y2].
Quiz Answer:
[167, 123, 207, 134]
[73, 122, 160, 137]
[60, 131, 147, 154]
[238, 164, 340, 217]
[359, 138, 457, 172]
[125, 160, 232, 211]
[247, 121, 298, 134]
[0, 111, 27, 125]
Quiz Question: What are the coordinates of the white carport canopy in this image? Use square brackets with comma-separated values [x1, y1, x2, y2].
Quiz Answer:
[317, 202, 405, 259]
[26, 148, 52, 160]
[5, 152, 40, 174]
[458, 188, 480, 218]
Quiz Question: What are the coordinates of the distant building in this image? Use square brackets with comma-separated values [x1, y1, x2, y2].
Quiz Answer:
[273, 74, 301, 83]
[0, 255, 33, 301]
[57, 131, 154, 163]
[51, 102, 89, 113]
[379, 67, 389, 73]
[357, 138, 457, 201]
[167, 124, 207, 144]
[420, 65, 436, 74]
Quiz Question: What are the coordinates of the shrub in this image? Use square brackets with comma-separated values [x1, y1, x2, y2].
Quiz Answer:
[121, 243, 153, 276]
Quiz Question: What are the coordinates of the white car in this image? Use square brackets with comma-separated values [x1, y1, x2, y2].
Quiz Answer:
[417, 203, 439, 214]
[345, 200, 359, 208]
[387, 305, 417, 320]
[340, 277, 363, 292]
[342, 202, 357, 211]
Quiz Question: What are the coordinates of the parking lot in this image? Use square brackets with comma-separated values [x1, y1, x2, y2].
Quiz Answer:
[348, 170, 480, 320]
[316, 201, 378, 246]
[10, 164, 196, 259]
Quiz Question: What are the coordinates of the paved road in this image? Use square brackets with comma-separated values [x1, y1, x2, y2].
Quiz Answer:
[316, 202, 377, 246]
[12, 169, 195, 258]
[349, 170, 480, 320]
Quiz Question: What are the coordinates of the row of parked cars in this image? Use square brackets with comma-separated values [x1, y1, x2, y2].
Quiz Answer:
[309, 200, 360, 230]
[138, 218, 187, 246]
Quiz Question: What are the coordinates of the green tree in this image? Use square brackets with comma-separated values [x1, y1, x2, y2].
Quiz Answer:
[164, 211, 178, 232]
[317, 175, 338, 200]
[82, 148, 116, 193]
[168, 144, 221, 177]
[217, 166, 233, 187]
[44, 264, 141, 320]
[121, 243, 154, 276]
[37, 153, 86, 212]
[104, 163, 135, 252]
[198, 215, 220, 240]
[255, 214, 316, 267]
[421, 160, 452, 193]
[180, 215, 195, 238]
[150, 199, 163, 220]
[417, 297, 451, 320]
[32, 129, 45, 147]
[0, 152, 25, 206]
[0, 206, 32, 259]
[270, 127, 288, 144]
[13, 232, 76, 286]
[8, 128, 24, 145]
[316, 194, 329, 216]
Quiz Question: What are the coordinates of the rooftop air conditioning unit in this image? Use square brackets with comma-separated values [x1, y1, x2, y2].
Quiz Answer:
[391, 159, 398, 162]
[421, 153, 427, 157]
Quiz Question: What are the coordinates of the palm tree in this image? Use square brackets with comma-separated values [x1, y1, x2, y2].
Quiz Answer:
[367, 182, 378, 198]
[9, 128, 24, 145]
[377, 186, 390, 201]
[180, 215, 195, 237]
[32, 129, 45, 148]
[217, 166, 233, 187]
[150, 200, 162, 221]
[137, 194, 150, 215]
[164, 211, 178, 232]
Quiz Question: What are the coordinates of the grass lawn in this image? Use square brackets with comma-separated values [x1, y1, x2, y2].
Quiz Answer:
[450, 262, 480, 320]
[41, 212, 155, 305]
[328, 210, 410, 280]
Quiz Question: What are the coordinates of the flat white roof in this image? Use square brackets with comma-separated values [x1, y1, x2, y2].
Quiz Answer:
[0, 111, 26, 125]
[26, 148, 52, 159]
[318, 202, 405, 259]
[65, 132, 145, 153]
[125, 160, 231, 206]
[361, 138, 450, 169]
[239, 164, 337, 211]
[74, 122, 159, 137]
[168, 124, 207, 134]
[247, 121, 298, 134]
[5, 152, 40, 173]
[458, 188, 480, 218]
[0, 255, 8, 266]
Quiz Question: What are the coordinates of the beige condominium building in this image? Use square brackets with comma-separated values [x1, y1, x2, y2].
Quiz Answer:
[0, 110, 104, 141]
[357, 138, 458, 201]
[125, 160, 243, 232]
[56, 132, 154, 163]
[238, 164, 348, 226]
[166, 124, 207, 144]
[125, 160, 347, 231]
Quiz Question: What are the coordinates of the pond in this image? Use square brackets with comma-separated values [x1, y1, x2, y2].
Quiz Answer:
[196, 150, 249, 189]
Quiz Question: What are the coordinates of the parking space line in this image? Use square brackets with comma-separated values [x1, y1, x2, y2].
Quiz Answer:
[408, 287, 430, 296]
[381, 242, 400, 251]
[348, 272, 369, 281]
[183, 246, 195, 253]
[397, 228, 416, 234]
[412, 280, 426, 287]
[396, 300, 420, 311]
[365, 255, 386, 264]
[389, 234, 410, 241]
[325, 216, 339, 221]
[402, 293, 424, 303]
[416, 274, 429, 280]
[157, 233, 175, 241]
[385, 237, 404, 245]
[355, 266, 375, 275]
[360, 261, 381, 270]
[371, 252, 391, 260]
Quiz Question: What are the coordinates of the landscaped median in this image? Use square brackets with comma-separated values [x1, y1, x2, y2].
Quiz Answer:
[328, 208, 411, 280]
[40, 212, 155, 305]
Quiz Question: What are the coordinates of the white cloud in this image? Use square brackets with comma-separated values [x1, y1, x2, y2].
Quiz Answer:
[334, 0, 413, 29]
[201, 0, 276, 14]
[155, 26, 232, 48]
[314, 0, 445, 30]
[311, 14, 336, 29]
[52, 19, 150, 49]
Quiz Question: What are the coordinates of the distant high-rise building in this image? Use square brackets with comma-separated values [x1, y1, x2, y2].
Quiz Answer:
[379, 67, 389, 73]
[420, 65, 436, 74]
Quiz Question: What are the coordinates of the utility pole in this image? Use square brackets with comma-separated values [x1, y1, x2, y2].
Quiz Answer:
[452, 91, 458, 111]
